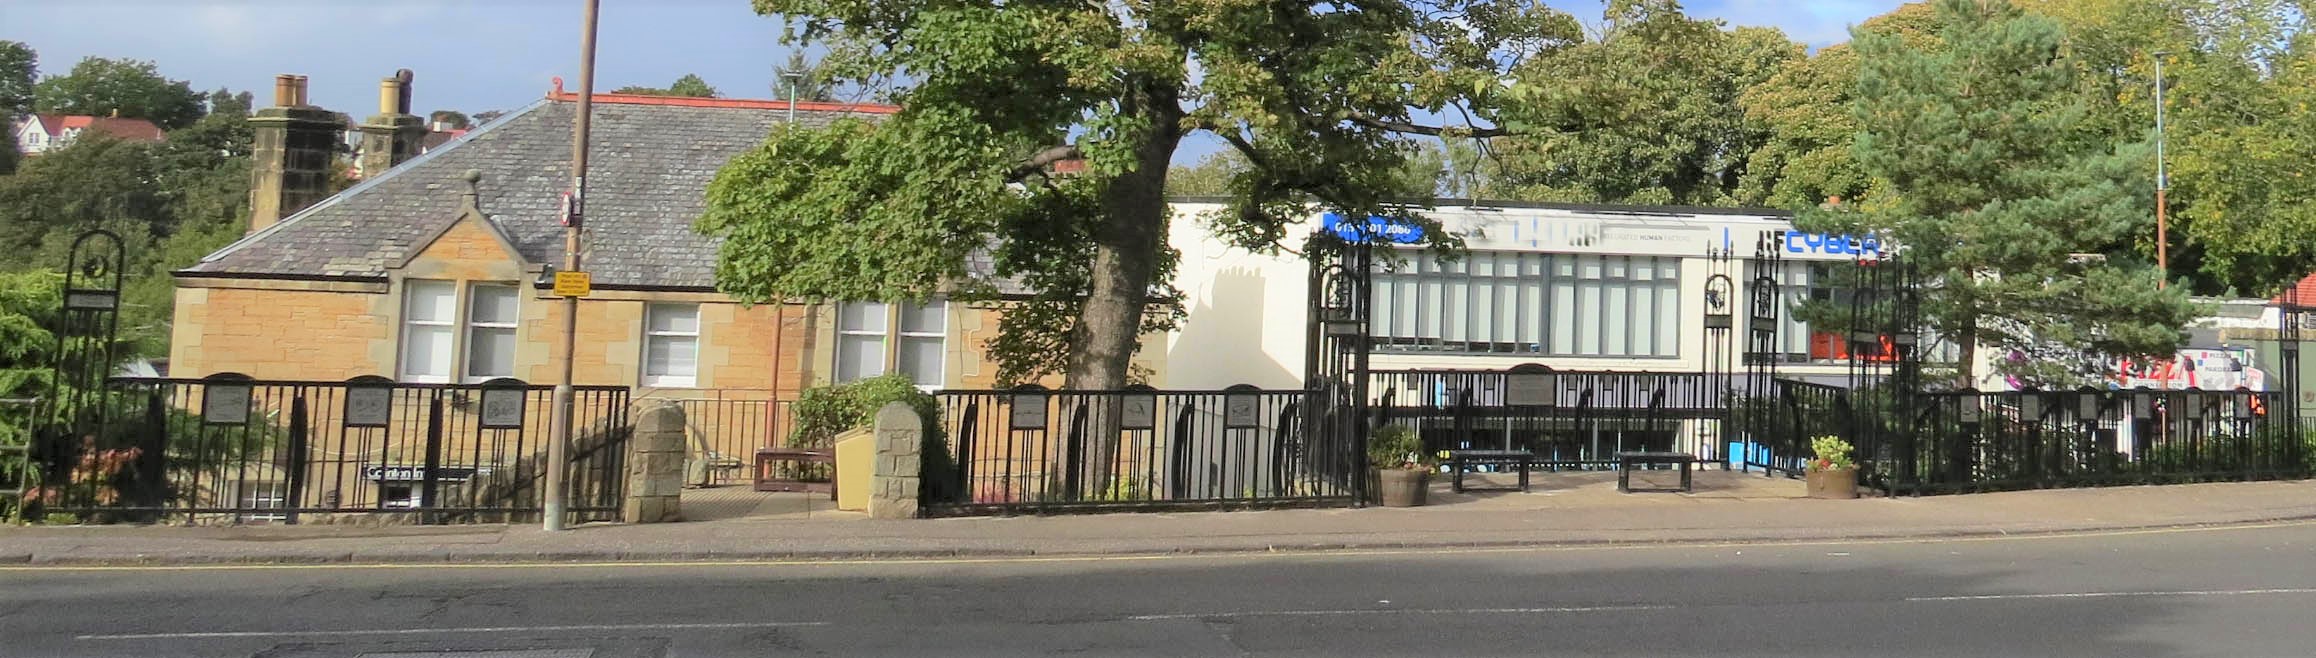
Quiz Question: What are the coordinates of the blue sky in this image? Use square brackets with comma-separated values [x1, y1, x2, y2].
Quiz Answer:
[2, 0, 1902, 162]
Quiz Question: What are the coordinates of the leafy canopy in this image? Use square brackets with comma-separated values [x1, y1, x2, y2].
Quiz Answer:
[1491, 0, 1800, 206]
[703, 0, 1569, 386]
[32, 56, 205, 129]
[1805, 0, 2195, 387]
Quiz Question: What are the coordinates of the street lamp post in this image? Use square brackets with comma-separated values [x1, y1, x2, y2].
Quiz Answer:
[545, 0, 601, 532]
[2153, 51, 2170, 289]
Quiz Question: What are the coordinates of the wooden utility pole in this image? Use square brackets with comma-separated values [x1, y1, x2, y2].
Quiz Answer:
[545, 0, 600, 532]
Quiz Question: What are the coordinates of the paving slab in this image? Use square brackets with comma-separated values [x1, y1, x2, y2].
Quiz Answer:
[4, 475, 2314, 566]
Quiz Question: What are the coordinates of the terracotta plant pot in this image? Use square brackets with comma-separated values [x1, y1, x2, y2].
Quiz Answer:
[1377, 468, 1430, 507]
[1805, 468, 1859, 499]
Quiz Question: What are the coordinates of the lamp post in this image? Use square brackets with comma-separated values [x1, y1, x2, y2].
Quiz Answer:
[781, 67, 804, 122]
[2153, 50, 2170, 289]
[545, 0, 601, 532]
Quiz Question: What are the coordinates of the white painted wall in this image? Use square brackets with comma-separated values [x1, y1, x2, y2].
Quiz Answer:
[1160, 201, 1871, 390]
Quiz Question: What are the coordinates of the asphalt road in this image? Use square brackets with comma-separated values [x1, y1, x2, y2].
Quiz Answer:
[7, 521, 2316, 657]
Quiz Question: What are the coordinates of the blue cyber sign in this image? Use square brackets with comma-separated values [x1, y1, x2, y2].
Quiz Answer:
[1784, 231, 1883, 256]
[1321, 212, 1426, 244]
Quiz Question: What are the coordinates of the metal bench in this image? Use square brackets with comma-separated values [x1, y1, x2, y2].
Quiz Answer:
[1616, 451, 1697, 494]
[1448, 449, 1537, 493]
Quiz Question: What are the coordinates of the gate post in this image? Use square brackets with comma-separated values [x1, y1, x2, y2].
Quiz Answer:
[421, 393, 445, 525]
[870, 402, 923, 519]
[622, 400, 685, 523]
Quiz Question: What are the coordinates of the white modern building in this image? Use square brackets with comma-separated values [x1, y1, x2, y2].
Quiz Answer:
[1158, 199, 1886, 390]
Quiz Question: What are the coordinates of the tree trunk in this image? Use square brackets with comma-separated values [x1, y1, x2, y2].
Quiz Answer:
[1061, 96, 1180, 496]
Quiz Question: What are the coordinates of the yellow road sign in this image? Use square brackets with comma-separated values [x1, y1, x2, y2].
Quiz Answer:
[553, 271, 592, 297]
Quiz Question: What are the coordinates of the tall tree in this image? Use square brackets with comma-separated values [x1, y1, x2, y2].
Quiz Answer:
[32, 57, 204, 129]
[1491, 0, 1800, 206]
[0, 40, 34, 116]
[1814, 0, 2194, 388]
[1735, 3, 1939, 209]
[701, 0, 1570, 397]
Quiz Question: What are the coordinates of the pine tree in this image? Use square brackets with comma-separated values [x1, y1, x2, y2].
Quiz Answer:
[1813, 0, 2194, 388]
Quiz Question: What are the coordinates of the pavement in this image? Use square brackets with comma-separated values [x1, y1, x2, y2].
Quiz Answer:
[6, 470, 2316, 566]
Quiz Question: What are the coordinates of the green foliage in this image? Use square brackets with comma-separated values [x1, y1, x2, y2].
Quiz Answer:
[1810, 0, 2196, 387]
[1493, 0, 1801, 206]
[32, 56, 205, 129]
[1368, 424, 1430, 471]
[1808, 435, 1855, 472]
[0, 83, 256, 357]
[786, 373, 941, 450]
[708, 0, 1557, 389]
[0, 40, 33, 116]
[614, 74, 721, 98]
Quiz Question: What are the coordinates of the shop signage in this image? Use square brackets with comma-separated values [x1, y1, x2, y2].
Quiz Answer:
[1322, 212, 1425, 244]
[1784, 231, 1884, 257]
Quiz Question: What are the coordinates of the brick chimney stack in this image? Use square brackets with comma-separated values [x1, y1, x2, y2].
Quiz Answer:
[247, 74, 342, 235]
[358, 69, 427, 179]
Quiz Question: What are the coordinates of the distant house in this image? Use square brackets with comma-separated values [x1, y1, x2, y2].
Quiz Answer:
[11, 114, 166, 154]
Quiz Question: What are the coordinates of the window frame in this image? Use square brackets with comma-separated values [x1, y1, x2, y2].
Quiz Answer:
[397, 280, 460, 384]
[834, 300, 949, 391]
[462, 283, 520, 383]
[1370, 250, 1682, 359]
[641, 302, 702, 389]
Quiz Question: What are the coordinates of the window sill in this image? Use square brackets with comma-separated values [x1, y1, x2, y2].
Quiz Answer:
[644, 377, 699, 389]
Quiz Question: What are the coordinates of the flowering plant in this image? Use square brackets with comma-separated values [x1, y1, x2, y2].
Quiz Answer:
[1367, 425, 1432, 471]
[1806, 435, 1854, 473]
[26, 436, 142, 508]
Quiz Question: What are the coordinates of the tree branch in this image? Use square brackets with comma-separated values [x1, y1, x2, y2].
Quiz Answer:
[1007, 145, 1082, 182]
[1348, 115, 1515, 138]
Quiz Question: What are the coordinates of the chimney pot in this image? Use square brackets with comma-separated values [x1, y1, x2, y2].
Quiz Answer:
[273, 74, 298, 107]
[378, 77, 400, 115]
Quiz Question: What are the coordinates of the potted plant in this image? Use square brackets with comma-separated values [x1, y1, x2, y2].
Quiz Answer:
[1804, 435, 1859, 499]
[1368, 424, 1433, 507]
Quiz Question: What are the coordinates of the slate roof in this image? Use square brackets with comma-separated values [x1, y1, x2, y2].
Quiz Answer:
[186, 94, 898, 289]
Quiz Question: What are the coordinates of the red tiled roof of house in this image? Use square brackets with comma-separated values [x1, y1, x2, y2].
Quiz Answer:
[33, 114, 166, 141]
[546, 76, 899, 115]
[2273, 272, 2316, 307]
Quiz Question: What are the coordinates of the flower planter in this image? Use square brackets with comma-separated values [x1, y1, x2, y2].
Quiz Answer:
[1805, 467, 1858, 499]
[1377, 468, 1430, 507]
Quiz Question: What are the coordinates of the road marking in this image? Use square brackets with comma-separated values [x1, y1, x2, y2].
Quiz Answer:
[10, 518, 2316, 573]
[1907, 588, 2316, 603]
[75, 621, 831, 642]
[1126, 604, 1674, 621]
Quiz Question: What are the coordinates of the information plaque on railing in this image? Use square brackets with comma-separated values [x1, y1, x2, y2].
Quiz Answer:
[1122, 394, 1156, 430]
[1010, 393, 1049, 430]
[202, 384, 252, 426]
[344, 386, 392, 428]
[479, 388, 526, 429]
[1506, 364, 1555, 407]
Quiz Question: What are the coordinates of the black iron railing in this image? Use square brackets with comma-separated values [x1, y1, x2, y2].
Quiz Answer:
[925, 388, 1357, 514]
[658, 392, 791, 486]
[28, 376, 631, 524]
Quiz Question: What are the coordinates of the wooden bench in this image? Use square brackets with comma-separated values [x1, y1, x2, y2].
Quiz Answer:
[754, 447, 836, 500]
[1616, 451, 1698, 493]
[1447, 449, 1537, 493]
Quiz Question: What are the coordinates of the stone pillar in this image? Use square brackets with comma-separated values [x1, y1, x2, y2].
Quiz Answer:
[623, 400, 685, 523]
[870, 402, 922, 519]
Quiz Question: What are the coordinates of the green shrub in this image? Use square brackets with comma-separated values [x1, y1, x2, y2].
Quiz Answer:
[1368, 424, 1428, 470]
[783, 374, 963, 507]
[786, 374, 940, 450]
